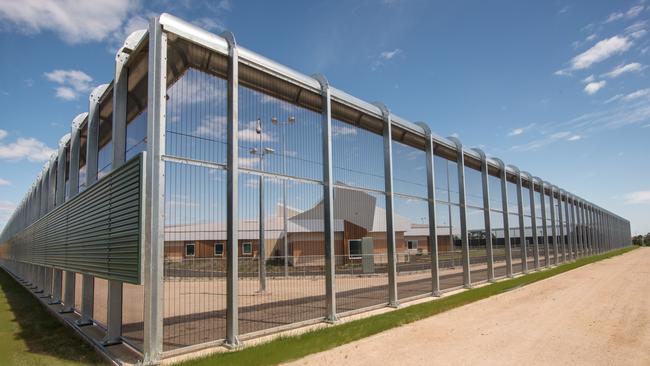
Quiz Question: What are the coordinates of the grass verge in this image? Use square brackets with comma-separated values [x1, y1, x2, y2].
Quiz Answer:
[0, 269, 103, 366]
[180, 246, 638, 366]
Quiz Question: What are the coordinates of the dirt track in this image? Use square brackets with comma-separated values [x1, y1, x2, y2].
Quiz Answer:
[285, 247, 650, 366]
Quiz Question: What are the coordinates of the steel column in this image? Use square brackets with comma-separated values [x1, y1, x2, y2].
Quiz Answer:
[223, 30, 241, 347]
[512, 166, 527, 273]
[314, 74, 338, 319]
[375, 102, 399, 306]
[548, 185, 558, 266]
[494, 159, 512, 277]
[102, 35, 132, 347]
[569, 196, 577, 260]
[449, 137, 471, 287]
[143, 17, 167, 363]
[61, 113, 86, 313]
[537, 179, 550, 268]
[417, 122, 441, 295]
[525, 173, 539, 270]
[77, 83, 109, 327]
[50, 135, 69, 305]
[474, 148, 494, 281]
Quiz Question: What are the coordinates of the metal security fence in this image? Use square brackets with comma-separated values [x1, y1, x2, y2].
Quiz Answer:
[0, 13, 633, 364]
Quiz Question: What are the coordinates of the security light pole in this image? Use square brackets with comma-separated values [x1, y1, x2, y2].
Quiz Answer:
[250, 118, 274, 292]
[272, 116, 295, 278]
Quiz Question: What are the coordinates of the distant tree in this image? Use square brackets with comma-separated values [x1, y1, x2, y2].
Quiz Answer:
[632, 235, 643, 246]
[645, 233, 650, 246]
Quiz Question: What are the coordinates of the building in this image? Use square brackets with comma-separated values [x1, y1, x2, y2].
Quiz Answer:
[0, 13, 632, 365]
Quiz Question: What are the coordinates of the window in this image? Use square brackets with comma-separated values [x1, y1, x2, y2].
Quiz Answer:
[348, 239, 363, 259]
[214, 242, 224, 257]
[407, 240, 418, 250]
[185, 243, 195, 257]
[242, 242, 252, 256]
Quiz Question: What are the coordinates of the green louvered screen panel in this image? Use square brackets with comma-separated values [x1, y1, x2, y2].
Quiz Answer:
[6, 154, 145, 284]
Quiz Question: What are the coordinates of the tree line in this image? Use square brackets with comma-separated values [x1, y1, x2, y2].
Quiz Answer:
[632, 233, 650, 246]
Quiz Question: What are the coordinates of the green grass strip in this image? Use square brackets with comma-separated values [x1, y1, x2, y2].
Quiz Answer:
[180, 246, 638, 366]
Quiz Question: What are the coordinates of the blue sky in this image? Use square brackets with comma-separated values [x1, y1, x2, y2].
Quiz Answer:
[0, 0, 649, 234]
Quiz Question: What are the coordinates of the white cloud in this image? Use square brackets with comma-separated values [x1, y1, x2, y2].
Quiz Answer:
[605, 5, 645, 23]
[584, 80, 606, 95]
[372, 48, 403, 70]
[508, 128, 524, 136]
[0, 178, 9, 186]
[624, 190, 650, 204]
[0, 129, 7, 140]
[44, 69, 93, 100]
[380, 48, 402, 60]
[558, 36, 633, 74]
[582, 74, 595, 83]
[586, 34, 597, 41]
[603, 62, 646, 78]
[568, 135, 582, 141]
[0, 135, 56, 162]
[55, 87, 77, 101]
[0, 0, 137, 43]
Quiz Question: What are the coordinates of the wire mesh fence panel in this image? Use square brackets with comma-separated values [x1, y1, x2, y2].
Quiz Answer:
[434, 155, 464, 290]
[394, 196, 432, 300]
[163, 162, 227, 351]
[237, 174, 326, 336]
[490, 210, 508, 278]
[465, 165, 488, 284]
[392, 139, 432, 299]
[333, 187, 389, 313]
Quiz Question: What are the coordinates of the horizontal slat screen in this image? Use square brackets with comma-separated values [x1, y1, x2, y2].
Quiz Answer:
[5, 154, 145, 284]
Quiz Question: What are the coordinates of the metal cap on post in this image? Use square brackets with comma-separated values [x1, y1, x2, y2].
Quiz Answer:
[472, 148, 495, 282]
[373, 101, 399, 307]
[416, 122, 441, 296]
[493, 158, 512, 278]
[448, 136, 471, 288]
[314, 73, 338, 321]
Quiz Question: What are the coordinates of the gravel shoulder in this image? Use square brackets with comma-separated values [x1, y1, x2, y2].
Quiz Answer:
[285, 247, 650, 366]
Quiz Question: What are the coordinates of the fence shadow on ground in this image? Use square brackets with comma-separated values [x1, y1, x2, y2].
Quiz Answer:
[0, 268, 103, 365]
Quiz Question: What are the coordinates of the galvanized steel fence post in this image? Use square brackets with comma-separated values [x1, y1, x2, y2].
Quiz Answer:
[448, 137, 471, 287]
[223, 30, 241, 347]
[494, 158, 512, 278]
[314, 73, 338, 321]
[143, 16, 167, 363]
[416, 123, 441, 295]
[374, 102, 399, 307]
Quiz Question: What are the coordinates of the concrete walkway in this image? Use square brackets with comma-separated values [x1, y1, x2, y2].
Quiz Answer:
[285, 247, 650, 366]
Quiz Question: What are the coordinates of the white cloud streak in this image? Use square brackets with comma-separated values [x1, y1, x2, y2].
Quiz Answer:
[624, 190, 650, 204]
[605, 5, 645, 23]
[570, 36, 632, 70]
[603, 62, 646, 78]
[0, 178, 10, 186]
